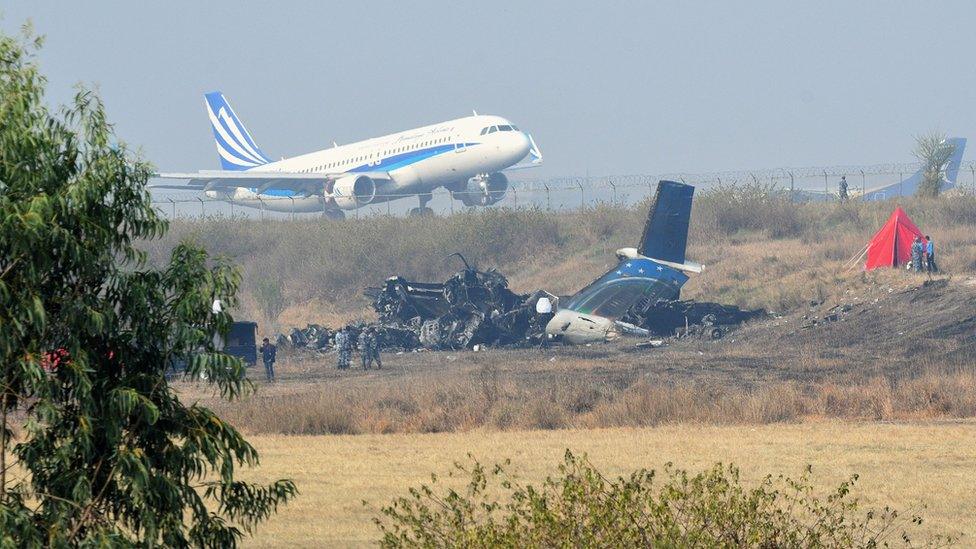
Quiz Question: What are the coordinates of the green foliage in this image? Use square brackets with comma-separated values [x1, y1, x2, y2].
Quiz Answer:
[913, 131, 957, 198]
[375, 452, 952, 548]
[0, 27, 295, 546]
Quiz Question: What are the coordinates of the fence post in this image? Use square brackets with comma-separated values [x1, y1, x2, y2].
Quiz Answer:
[859, 169, 865, 200]
[823, 170, 828, 200]
[576, 179, 584, 210]
[387, 196, 392, 216]
[899, 173, 903, 197]
[168, 198, 176, 219]
[197, 197, 205, 217]
[608, 179, 616, 206]
[230, 200, 235, 218]
[971, 164, 975, 194]
[544, 184, 551, 211]
[289, 197, 295, 220]
[449, 192, 454, 215]
[789, 172, 794, 203]
[750, 173, 758, 185]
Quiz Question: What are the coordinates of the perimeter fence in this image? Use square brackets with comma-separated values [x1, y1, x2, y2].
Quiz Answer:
[150, 160, 976, 220]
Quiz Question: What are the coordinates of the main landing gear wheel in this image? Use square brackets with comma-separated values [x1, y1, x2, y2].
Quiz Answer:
[409, 193, 434, 217]
[322, 209, 345, 220]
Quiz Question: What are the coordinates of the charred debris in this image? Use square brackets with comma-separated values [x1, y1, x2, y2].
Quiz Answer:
[274, 255, 764, 354]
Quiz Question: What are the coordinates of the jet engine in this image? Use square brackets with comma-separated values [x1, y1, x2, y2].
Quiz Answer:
[455, 172, 508, 207]
[332, 174, 376, 210]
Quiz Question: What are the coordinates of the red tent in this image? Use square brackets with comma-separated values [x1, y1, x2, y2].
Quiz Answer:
[865, 207, 923, 270]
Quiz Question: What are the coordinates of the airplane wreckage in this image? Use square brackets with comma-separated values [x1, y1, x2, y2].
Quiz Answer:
[276, 181, 764, 352]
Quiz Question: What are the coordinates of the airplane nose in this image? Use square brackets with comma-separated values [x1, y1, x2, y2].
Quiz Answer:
[512, 132, 531, 159]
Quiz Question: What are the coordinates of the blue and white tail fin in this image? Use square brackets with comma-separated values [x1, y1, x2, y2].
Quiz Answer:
[943, 137, 967, 186]
[638, 180, 695, 264]
[204, 91, 272, 171]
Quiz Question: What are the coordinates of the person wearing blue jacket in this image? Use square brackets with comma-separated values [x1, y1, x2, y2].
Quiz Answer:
[924, 236, 937, 273]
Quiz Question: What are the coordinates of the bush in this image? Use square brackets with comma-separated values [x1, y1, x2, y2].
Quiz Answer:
[694, 182, 801, 239]
[375, 452, 952, 548]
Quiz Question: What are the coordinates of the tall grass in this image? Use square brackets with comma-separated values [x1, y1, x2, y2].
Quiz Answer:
[201, 366, 976, 436]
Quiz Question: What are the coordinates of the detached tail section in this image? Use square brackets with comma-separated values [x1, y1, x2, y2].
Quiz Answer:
[558, 181, 697, 319]
[204, 91, 272, 171]
[638, 180, 695, 264]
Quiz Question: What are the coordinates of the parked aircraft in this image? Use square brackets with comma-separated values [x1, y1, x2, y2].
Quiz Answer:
[862, 137, 967, 200]
[151, 92, 542, 218]
[545, 181, 701, 344]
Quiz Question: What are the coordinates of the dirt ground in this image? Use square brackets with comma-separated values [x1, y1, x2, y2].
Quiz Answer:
[194, 273, 976, 393]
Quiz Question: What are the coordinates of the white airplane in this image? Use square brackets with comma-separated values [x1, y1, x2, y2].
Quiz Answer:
[152, 92, 542, 218]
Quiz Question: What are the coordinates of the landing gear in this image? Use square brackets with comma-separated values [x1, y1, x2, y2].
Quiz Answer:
[408, 193, 434, 217]
[322, 209, 345, 220]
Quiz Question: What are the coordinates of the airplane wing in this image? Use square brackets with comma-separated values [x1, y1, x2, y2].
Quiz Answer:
[152, 170, 392, 195]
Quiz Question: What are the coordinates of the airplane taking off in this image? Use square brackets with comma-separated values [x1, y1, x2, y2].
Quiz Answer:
[152, 92, 542, 218]
[545, 181, 701, 344]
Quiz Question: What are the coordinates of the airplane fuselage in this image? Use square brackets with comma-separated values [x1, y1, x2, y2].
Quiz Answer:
[209, 115, 532, 212]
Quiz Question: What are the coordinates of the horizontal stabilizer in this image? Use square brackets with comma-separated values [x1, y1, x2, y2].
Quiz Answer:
[638, 180, 695, 264]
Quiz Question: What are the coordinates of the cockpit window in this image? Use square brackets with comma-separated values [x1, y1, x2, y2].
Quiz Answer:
[480, 127, 489, 135]
[487, 126, 497, 134]
[510, 125, 519, 131]
[497, 125, 512, 132]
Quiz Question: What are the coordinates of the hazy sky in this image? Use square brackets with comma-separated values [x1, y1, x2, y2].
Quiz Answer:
[4, 1, 975, 178]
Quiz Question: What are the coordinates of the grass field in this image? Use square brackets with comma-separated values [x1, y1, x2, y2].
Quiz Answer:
[238, 421, 976, 547]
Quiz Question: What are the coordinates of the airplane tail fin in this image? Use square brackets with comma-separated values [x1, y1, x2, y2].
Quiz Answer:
[944, 137, 967, 186]
[204, 91, 272, 171]
[638, 180, 695, 264]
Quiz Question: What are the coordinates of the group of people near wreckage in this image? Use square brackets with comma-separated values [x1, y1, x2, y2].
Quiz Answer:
[256, 326, 383, 382]
[910, 235, 938, 273]
[334, 326, 382, 371]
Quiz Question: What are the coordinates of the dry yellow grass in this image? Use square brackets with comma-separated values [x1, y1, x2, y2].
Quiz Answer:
[238, 421, 976, 547]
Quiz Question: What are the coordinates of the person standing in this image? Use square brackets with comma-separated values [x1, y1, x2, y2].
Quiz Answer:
[910, 236, 923, 272]
[925, 235, 937, 272]
[838, 176, 849, 201]
[260, 337, 277, 382]
[334, 326, 352, 370]
[358, 328, 371, 370]
[362, 327, 382, 370]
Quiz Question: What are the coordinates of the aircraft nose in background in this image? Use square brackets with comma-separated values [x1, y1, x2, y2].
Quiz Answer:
[510, 131, 531, 161]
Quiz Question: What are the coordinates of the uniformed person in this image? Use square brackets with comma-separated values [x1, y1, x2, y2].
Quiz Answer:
[838, 176, 849, 201]
[334, 326, 352, 370]
[910, 236, 924, 272]
[358, 328, 371, 370]
[359, 327, 382, 370]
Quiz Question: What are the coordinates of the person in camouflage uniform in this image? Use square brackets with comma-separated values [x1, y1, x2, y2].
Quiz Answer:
[334, 326, 353, 370]
[359, 327, 382, 370]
